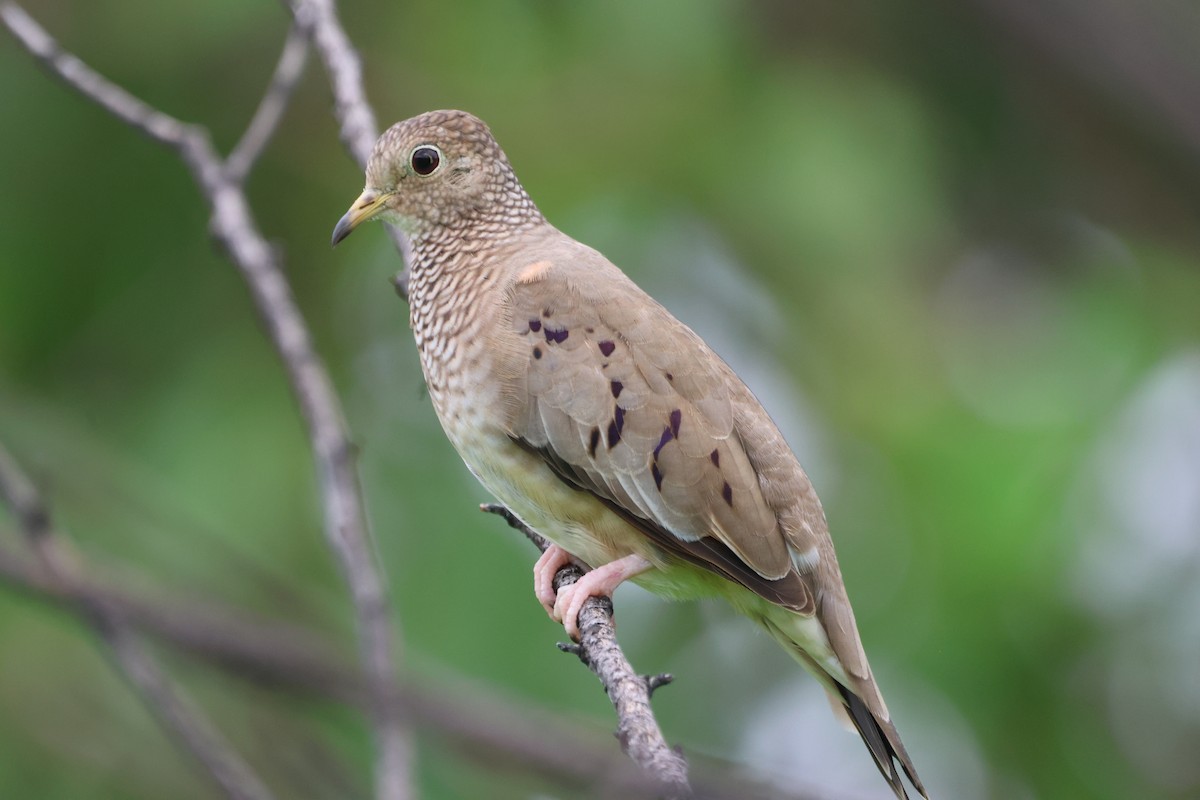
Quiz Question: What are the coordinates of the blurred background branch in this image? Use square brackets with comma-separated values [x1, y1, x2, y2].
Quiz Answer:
[0, 442, 277, 800]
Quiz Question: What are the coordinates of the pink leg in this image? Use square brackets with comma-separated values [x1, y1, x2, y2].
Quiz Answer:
[533, 544, 573, 615]
[554, 554, 653, 641]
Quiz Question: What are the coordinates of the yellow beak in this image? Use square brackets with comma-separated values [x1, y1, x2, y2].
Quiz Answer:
[331, 189, 391, 247]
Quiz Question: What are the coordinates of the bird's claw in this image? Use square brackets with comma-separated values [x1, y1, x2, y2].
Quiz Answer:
[532, 544, 571, 616]
[553, 580, 593, 641]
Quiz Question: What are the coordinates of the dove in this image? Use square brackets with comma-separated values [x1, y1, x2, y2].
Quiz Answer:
[333, 109, 927, 799]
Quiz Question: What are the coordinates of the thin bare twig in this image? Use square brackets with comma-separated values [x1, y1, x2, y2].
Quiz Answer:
[288, 0, 414, 296]
[225, 21, 312, 184]
[482, 504, 694, 799]
[0, 6, 413, 799]
[0, 444, 276, 800]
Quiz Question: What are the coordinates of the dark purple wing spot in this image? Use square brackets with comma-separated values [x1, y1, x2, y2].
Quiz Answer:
[652, 463, 664, 491]
[542, 307, 552, 318]
[610, 380, 623, 398]
[544, 327, 569, 344]
[588, 427, 601, 458]
[710, 449, 720, 467]
[533, 346, 543, 360]
[722, 481, 733, 507]
[666, 372, 674, 382]
[669, 409, 682, 437]
[607, 406, 626, 449]
[528, 319, 542, 332]
[652, 427, 673, 460]
[598, 340, 616, 357]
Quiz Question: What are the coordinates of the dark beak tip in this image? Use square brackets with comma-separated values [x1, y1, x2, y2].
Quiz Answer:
[331, 213, 355, 248]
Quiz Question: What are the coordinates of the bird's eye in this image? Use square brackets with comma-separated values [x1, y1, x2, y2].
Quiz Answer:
[410, 146, 441, 176]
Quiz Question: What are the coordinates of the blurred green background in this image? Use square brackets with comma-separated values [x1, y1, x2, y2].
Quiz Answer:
[3, 0, 1200, 798]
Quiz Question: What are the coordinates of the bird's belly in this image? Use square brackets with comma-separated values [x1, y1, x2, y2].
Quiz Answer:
[452, 425, 637, 570]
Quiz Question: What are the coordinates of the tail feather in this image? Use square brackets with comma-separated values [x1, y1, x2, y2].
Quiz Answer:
[836, 683, 927, 800]
[754, 609, 928, 798]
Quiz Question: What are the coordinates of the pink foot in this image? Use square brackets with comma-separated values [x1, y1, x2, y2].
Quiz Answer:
[533, 544, 572, 616]
[554, 554, 653, 641]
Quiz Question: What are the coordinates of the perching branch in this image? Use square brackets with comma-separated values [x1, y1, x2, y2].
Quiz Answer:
[0, 5, 413, 800]
[0, 444, 276, 800]
[482, 504, 694, 799]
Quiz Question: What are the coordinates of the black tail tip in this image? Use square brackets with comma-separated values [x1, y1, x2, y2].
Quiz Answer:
[837, 684, 928, 799]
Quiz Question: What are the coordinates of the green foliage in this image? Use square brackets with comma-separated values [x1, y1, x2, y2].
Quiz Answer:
[3, 1, 1199, 798]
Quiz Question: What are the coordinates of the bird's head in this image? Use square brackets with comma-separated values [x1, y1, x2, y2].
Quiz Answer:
[332, 109, 537, 246]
